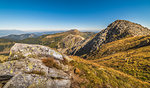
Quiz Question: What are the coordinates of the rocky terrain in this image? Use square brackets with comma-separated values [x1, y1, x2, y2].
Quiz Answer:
[73, 20, 150, 58]
[0, 43, 149, 88]
[0, 20, 150, 88]
[0, 43, 72, 88]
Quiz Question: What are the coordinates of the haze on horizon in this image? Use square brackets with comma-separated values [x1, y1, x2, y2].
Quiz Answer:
[0, 0, 150, 31]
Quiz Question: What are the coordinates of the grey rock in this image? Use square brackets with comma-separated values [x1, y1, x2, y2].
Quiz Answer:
[3, 73, 71, 88]
[74, 20, 150, 57]
[0, 43, 71, 88]
[9, 43, 63, 60]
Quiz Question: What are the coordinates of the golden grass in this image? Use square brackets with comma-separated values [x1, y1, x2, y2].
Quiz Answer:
[69, 56, 150, 88]
[86, 35, 150, 59]
[91, 45, 150, 82]
[0, 55, 8, 62]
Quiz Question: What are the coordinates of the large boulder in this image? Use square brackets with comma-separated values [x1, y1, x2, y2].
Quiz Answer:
[0, 43, 72, 88]
[9, 43, 63, 60]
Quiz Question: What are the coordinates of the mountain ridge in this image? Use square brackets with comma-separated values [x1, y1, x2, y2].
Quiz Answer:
[73, 20, 150, 57]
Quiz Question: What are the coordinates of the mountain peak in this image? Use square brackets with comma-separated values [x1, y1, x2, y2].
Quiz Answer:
[106, 20, 150, 40]
[74, 20, 150, 57]
[67, 29, 80, 35]
[108, 20, 144, 28]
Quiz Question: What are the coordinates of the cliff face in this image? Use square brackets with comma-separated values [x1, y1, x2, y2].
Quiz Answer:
[74, 20, 150, 57]
[0, 43, 71, 88]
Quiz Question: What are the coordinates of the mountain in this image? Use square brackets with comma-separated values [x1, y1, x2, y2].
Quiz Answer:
[19, 29, 95, 54]
[0, 43, 149, 88]
[0, 31, 65, 41]
[0, 21, 150, 87]
[67, 20, 150, 83]
[1, 33, 38, 40]
[31, 31, 64, 36]
[74, 20, 150, 58]
[0, 30, 25, 37]
[90, 35, 150, 82]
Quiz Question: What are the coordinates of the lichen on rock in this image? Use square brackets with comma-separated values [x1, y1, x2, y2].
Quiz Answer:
[0, 43, 72, 88]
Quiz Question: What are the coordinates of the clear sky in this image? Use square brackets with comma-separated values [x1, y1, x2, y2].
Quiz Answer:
[0, 0, 150, 31]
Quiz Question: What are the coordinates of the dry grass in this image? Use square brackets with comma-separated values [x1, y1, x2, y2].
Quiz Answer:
[70, 56, 150, 88]
[86, 35, 150, 59]
[0, 55, 8, 62]
[92, 45, 150, 82]
[41, 57, 61, 69]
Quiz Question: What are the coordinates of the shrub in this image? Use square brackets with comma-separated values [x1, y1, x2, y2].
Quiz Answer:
[41, 57, 61, 69]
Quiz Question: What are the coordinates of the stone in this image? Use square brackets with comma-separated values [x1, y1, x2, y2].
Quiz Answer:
[0, 43, 72, 88]
[9, 43, 63, 60]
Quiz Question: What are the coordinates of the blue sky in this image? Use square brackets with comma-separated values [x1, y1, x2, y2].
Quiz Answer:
[0, 0, 150, 31]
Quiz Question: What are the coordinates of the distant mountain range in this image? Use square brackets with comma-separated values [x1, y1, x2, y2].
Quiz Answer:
[0, 30, 64, 40]
[0, 30, 25, 37]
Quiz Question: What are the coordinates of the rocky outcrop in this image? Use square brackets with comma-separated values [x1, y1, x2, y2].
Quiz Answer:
[0, 43, 71, 88]
[57, 34, 85, 54]
[74, 20, 150, 57]
[9, 43, 63, 60]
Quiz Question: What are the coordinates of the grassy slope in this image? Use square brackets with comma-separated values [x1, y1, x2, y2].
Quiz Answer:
[84, 35, 150, 82]
[86, 35, 150, 59]
[19, 31, 94, 49]
[70, 56, 150, 88]
[92, 45, 150, 82]
[0, 39, 15, 55]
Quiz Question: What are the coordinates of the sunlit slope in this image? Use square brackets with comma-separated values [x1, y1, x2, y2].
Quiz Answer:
[87, 35, 150, 82]
[70, 56, 150, 88]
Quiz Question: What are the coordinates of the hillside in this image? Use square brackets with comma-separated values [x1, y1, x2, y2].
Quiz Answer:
[84, 35, 150, 82]
[0, 20, 150, 87]
[0, 43, 149, 88]
[66, 20, 150, 83]
[70, 56, 150, 88]
[86, 35, 150, 59]
[74, 20, 150, 57]
[19, 29, 94, 53]
[0, 38, 14, 55]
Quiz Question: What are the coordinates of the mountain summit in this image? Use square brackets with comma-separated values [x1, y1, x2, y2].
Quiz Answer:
[74, 20, 150, 57]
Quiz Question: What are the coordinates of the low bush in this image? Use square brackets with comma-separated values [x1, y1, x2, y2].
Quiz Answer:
[42, 57, 61, 69]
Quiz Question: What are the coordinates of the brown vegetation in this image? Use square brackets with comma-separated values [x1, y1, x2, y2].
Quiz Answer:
[41, 57, 61, 69]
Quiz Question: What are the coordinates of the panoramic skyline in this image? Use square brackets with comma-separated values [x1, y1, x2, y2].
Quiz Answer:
[0, 0, 150, 31]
